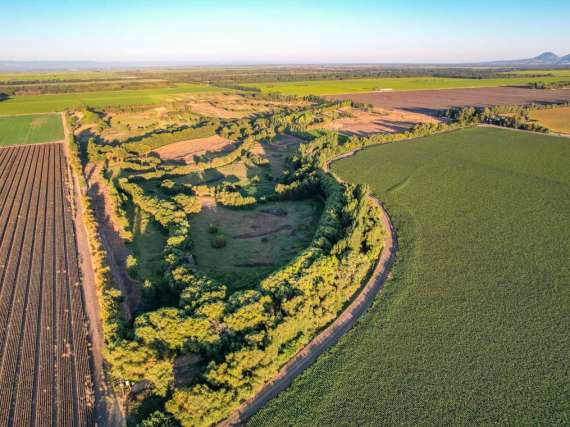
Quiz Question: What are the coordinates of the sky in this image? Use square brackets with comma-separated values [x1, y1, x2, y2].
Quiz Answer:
[1, 0, 570, 64]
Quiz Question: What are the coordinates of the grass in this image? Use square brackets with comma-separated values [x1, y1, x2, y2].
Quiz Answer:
[0, 70, 128, 82]
[244, 75, 570, 96]
[0, 83, 224, 115]
[501, 69, 570, 77]
[190, 200, 322, 290]
[248, 127, 570, 426]
[0, 113, 64, 146]
[529, 106, 570, 134]
[126, 204, 167, 286]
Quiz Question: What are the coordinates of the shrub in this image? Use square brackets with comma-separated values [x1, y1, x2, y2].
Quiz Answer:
[211, 235, 227, 249]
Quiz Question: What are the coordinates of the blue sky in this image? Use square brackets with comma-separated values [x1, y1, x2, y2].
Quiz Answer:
[2, 0, 569, 63]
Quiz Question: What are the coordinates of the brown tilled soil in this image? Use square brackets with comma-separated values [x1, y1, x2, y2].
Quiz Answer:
[152, 135, 235, 164]
[319, 108, 438, 136]
[328, 87, 570, 115]
[0, 143, 96, 425]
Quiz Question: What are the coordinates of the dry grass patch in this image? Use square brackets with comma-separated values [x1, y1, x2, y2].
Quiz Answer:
[152, 134, 235, 164]
[529, 106, 570, 135]
[319, 108, 438, 136]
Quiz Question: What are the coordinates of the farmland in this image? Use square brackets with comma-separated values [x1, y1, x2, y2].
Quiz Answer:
[0, 113, 64, 146]
[2, 65, 567, 425]
[248, 127, 570, 426]
[0, 143, 96, 425]
[529, 106, 570, 134]
[0, 70, 128, 82]
[330, 86, 570, 113]
[243, 75, 570, 96]
[0, 83, 224, 115]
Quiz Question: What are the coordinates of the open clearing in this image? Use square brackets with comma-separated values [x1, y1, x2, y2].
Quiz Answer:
[244, 76, 570, 96]
[0, 84, 223, 116]
[329, 86, 570, 114]
[0, 143, 95, 425]
[529, 106, 570, 134]
[318, 107, 438, 136]
[0, 114, 64, 146]
[153, 134, 235, 164]
[190, 199, 323, 289]
[249, 127, 570, 426]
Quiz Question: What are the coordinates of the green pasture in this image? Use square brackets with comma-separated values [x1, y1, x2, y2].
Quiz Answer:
[0, 113, 64, 146]
[0, 70, 129, 82]
[0, 83, 224, 115]
[249, 127, 570, 426]
[244, 75, 570, 96]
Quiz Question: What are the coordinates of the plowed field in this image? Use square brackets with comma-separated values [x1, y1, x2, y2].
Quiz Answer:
[0, 143, 95, 426]
[329, 87, 570, 114]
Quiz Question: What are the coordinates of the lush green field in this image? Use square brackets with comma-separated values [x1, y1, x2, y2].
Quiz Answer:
[0, 70, 129, 82]
[249, 127, 570, 426]
[502, 69, 570, 77]
[0, 83, 223, 115]
[0, 113, 64, 146]
[530, 106, 570, 134]
[244, 75, 570, 96]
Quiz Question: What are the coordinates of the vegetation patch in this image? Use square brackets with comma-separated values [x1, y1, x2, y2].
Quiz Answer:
[0, 113, 63, 146]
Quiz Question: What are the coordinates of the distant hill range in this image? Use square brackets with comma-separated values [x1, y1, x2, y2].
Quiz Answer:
[482, 52, 570, 66]
[0, 52, 569, 72]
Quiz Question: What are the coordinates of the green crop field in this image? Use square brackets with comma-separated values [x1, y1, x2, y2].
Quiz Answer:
[0, 70, 129, 82]
[501, 69, 570, 77]
[0, 113, 64, 146]
[248, 127, 570, 426]
[0, 83, 224, 115]
[530, 106, 570, 134]
[244, 75, 570, 96]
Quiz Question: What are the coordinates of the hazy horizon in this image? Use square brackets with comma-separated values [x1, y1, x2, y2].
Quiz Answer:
[1, 0, 569, 64]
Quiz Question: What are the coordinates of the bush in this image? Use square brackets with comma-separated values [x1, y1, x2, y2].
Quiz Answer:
[211, 235, 227, 249]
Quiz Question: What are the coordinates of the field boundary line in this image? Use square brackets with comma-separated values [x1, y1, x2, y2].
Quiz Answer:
[477, 123, 570, 139]
[220, 151, 398, 426]
[60, 112, 123, 426]
[0, 140, 64, 150]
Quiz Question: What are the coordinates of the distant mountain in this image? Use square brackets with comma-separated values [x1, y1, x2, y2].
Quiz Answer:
[484, 52, 570, 66]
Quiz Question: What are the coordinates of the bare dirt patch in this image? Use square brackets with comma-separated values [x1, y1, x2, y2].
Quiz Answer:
[184, 93, 309, 119]
[328, 87, 570, 115]
[529, 106, 570, 135]
[319, 108, 438, 136]
[152, 134, 235, 164]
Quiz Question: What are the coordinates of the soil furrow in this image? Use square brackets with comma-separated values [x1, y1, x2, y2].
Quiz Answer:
[15, 144, 49, 426]
[35, 143, 56, 424]
[7, 144, 46, 426]
[0, 145, 41, 417]
[0, 146, 28, 253]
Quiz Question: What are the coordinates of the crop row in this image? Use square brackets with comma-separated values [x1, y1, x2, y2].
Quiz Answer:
[0, 143, 95, 426]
